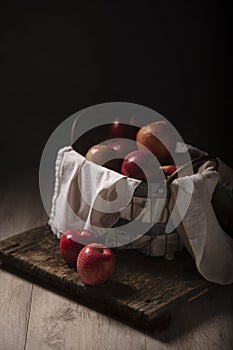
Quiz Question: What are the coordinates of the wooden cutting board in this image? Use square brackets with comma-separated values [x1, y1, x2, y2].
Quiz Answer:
[0, 225, 211, 333]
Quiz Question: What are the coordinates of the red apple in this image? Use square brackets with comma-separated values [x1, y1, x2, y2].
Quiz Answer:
[106, 139, 137, 158]
[121, 150, 161, 181]
[60, 229, 94, 265]
[77, 243, 116, 286]
[104, 139, 137, 171]
[85, 144, 118, 170]
[108, 117, 139, 140]
[136, 120, 178, 164]
[160, 165, 178, 177]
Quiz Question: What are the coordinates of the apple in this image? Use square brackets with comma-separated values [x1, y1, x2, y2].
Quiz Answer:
[121, 150, 161, 181]
[85, 144, 118, 171]
[160, 165, 178, 177]
[60, 229, 94, 265]
[77, 243, 116, 286]
[136, 120, 177, 164]
[106, 139, 137, 158]
[103, 139, 137, 171]
[108, 117, 139, 140]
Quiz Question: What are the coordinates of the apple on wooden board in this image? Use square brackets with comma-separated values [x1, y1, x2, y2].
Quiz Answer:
[121, 149, 161, 181]
[60, 229, 94, 265]
[77, 243, 116, 286]
[136, 120, 177, 164]
[85, 144, 118, 171]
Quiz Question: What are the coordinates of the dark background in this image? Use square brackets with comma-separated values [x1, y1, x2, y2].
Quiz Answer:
[1, 1, 232, 169]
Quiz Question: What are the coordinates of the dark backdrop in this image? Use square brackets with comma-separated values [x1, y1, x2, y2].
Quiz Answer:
[1, 1, 232, 169]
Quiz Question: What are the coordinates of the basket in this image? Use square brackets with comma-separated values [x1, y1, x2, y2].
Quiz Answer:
[71, 116, 219, 257]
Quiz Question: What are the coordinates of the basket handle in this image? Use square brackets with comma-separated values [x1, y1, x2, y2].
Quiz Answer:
[166, 155, 219, 185]
[70, 112, 86, 145]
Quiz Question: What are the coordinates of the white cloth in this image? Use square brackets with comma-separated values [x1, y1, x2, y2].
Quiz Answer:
[49, 147, 141, 240]
[169, 164, 233, 285]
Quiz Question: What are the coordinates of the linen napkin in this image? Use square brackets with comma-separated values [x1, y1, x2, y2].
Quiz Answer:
[168, 163, 233, 285]
[49, 147, 141, 241]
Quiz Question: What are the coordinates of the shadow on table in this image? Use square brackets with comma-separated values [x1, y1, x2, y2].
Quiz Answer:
[152, 284, 233, 342]
[1, 262, 233, 343]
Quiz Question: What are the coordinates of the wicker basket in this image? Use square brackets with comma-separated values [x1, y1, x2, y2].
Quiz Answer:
[71, 119, 218, 257]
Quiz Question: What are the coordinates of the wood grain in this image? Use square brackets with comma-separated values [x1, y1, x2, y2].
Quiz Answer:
[146, 286, 233, 350]
[0, 269, 33, 350]
[25, 285, 147, 350]
[0, 169, 47, 350]
[0, 225, 211, 333]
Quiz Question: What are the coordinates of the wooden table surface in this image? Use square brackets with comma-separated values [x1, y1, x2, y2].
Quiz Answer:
[0, 167, 232, 350]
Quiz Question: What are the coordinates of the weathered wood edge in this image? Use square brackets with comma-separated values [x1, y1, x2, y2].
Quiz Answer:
[0, 225, 211, 334]
[0, 252, 172, 334]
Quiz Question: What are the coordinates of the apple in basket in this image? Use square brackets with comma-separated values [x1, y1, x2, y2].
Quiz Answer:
[136, 120, 177, 164]
[85, 144, 118, 171]
[77, 243, 116, 286]
[160, 165, 178, 177]
[108, 116, 139, 140]
[60, 229, 94, 265]
[104, 139, 138, 171]
[106, 139, 137, 159]
[121, 149, 162, 181]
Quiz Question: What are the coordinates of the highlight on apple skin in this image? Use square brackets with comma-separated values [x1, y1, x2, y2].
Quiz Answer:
[104, 139, 138, 171]
[60, 229, 94, 265]
[85, 144, 118, 171]
[136, 120, 177, 164]
[108, 117, 140, 140]
[77, 243, 116, 286]
[105, 139, 137, 159]
[121, 149, 162, 181]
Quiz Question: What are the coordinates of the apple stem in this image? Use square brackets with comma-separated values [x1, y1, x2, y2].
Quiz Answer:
[95, 247, 104, 254]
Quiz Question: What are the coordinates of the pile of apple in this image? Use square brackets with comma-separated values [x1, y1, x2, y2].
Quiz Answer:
[60, 228, 115, 286]
[85, 118, 179, 180]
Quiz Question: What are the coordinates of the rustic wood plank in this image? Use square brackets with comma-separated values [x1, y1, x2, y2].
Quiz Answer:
[0, 225, 211, 333]
[25, 285, 147, 350]
[0, 169, 48, 350]
[0, 269, 33, 350]
[146, 285, 233, 350]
